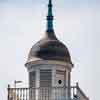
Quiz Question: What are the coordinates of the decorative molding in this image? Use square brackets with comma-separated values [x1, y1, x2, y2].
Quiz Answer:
[26, 60, 73, 72]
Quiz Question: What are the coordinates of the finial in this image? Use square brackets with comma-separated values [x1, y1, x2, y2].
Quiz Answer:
[46, 0, 54, 33]
[8, 84, 10, 88]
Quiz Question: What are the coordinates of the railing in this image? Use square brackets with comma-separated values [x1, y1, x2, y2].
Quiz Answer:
[7, 85, 89, 100]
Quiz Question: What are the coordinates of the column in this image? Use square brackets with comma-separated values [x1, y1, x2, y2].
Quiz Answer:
[36, 69, 40, 100]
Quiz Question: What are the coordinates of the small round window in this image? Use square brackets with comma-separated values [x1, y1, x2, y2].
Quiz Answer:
[58, 80, 62, 84]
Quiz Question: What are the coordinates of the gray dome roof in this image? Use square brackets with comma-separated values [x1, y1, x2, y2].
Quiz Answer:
[25, 32, 72, 65]
[25, 0, 73, 66]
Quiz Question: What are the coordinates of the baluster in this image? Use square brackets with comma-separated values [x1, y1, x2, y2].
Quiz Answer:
[43, 87, 45, 100]
[26, 88, 28, 100]
[42, 88, 44, 100]
[25, 88, 26, 100]
[20, 88, 22, 100]
[17, 88, 19, 100]
[48, 87, 49, 100]
[22, 88, 24, 100]
[41, 88, 43, 100]
[45, 88, 46, 100]
[41, 87, 42, 100]
[7, 85, 10, 100]
[73, 87, 75, 97]
[14, 88, 16, 100]
[32, 87, 33, 100]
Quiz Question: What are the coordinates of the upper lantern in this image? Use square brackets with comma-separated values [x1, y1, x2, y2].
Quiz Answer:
[25, 0, 72, 66]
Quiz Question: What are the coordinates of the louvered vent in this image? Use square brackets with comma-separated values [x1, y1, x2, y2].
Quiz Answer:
[40, 70, 52, 87]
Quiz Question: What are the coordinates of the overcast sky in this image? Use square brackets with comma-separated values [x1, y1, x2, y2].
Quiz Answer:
[0, 0, 100, 100]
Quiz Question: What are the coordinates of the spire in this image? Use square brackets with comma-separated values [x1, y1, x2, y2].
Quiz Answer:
[46, 0, 54, 33]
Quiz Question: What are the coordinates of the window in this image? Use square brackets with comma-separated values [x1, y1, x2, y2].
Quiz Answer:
[29, 71, 35, 87]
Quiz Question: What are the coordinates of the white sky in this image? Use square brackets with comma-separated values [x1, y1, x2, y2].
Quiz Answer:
[0, 0, 100, 100]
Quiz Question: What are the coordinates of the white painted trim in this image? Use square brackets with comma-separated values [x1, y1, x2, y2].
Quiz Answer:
[52, 67, 56, 87]
[26, 60, 73, 72]
[36, 69, 40, 88]
[35, 69, 40, 100]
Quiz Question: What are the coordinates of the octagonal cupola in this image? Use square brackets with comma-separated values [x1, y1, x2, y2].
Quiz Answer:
[25, 0, 73, 100]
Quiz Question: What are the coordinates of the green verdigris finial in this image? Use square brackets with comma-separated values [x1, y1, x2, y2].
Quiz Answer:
[46, 0, 54, 33]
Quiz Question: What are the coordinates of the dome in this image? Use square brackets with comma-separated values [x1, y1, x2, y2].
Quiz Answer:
[25, 0, 73, 66]
[25, 32, 72, 65]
